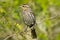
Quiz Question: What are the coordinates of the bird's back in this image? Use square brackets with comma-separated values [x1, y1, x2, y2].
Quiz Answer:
[22, 10, 35, 27]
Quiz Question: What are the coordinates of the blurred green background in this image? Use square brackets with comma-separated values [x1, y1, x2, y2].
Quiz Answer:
[0, 0, 60, 40]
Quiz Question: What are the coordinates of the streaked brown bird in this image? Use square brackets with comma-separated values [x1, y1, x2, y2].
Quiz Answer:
[20, 4, 37, 38]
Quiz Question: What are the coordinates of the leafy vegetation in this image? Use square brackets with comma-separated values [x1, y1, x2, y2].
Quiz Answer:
[0, 0, 60, 40]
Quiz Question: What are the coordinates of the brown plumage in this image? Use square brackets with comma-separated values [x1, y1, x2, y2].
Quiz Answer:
[20, 4, 37, 38]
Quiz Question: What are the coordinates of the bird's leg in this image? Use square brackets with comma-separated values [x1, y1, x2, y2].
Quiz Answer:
[24, 26, 28, 33]
[31, 27, 34, 30]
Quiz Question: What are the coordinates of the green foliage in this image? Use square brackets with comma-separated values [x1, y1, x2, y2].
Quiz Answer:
[0, 0, 60, 40]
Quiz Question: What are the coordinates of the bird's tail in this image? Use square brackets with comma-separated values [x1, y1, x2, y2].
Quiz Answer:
[31, 28, 37, 38]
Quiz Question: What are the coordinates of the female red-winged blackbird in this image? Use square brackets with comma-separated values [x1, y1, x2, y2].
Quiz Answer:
[20, 4, 37, 38]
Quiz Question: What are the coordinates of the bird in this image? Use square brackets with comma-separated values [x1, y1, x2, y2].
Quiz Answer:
[20, 4, 37, 38]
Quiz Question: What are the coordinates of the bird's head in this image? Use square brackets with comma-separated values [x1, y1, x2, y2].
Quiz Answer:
[20, 4, 30, 11]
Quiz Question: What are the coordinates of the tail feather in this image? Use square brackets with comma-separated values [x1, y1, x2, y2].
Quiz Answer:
[31, 28, 37, 38]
